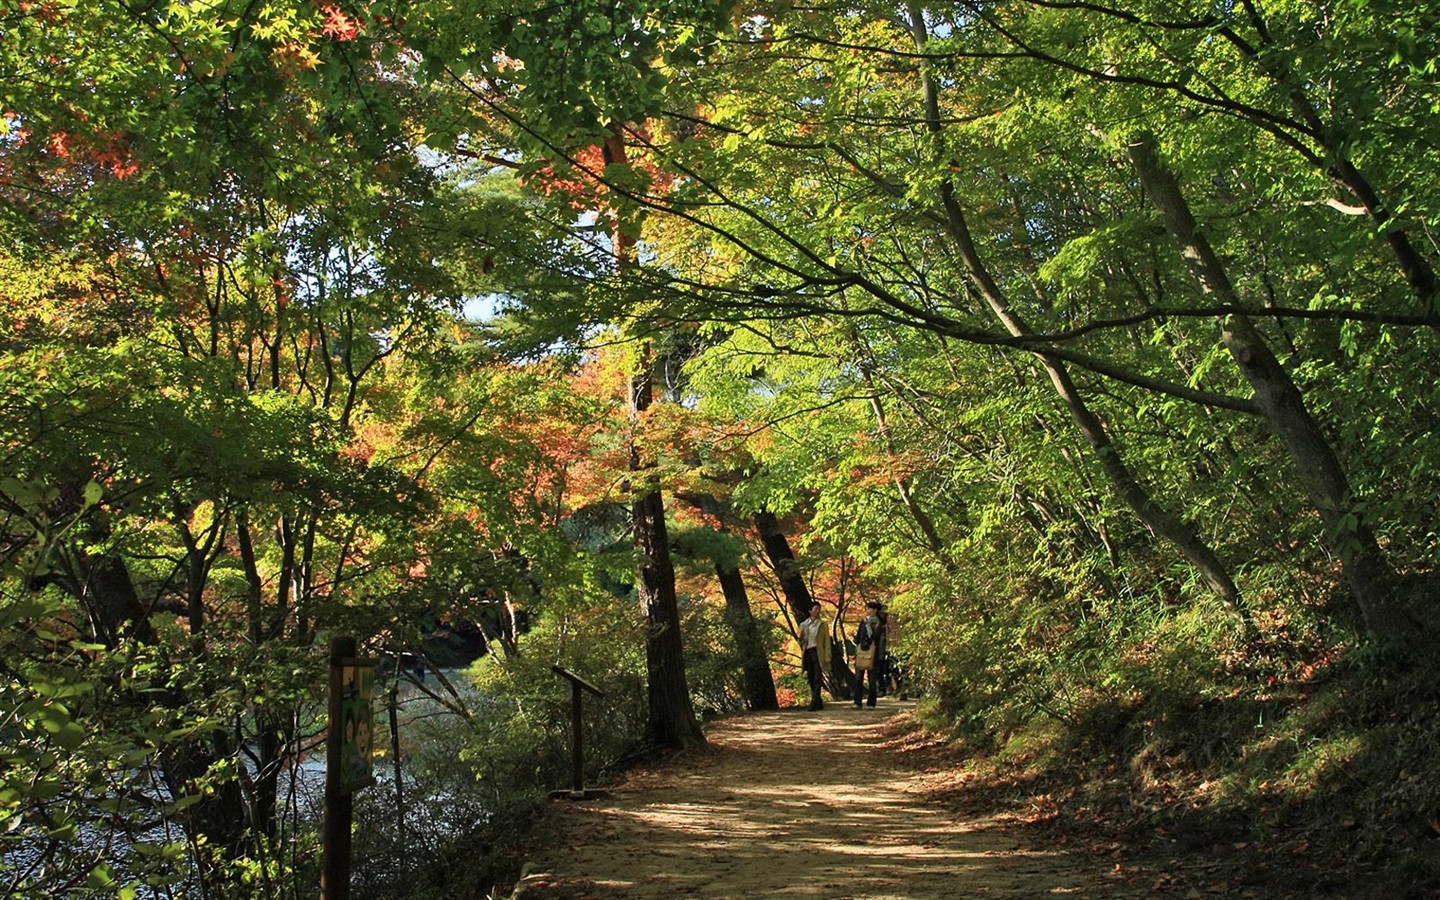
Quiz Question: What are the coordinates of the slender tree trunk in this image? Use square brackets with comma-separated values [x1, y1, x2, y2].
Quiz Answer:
[607, 127, 705, 749]
[851, 342, 961, 574]
[906, 5, 1246, 618]
[752, 510, 852, 698]
[389, 672, 404, 828]
[236, 509, 265, 643]
[1125, 133, 1415, 647]
[683, 492, 779, 710]
[1218, 3, 1438, 304]
[499, 592, 522, 657]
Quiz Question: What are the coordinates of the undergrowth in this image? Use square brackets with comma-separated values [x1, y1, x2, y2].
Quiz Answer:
[911, 617, 1440, 898]
[347, 595, 750, 899]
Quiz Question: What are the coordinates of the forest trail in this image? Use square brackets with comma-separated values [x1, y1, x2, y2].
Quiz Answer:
[508, 701, 1130, 899]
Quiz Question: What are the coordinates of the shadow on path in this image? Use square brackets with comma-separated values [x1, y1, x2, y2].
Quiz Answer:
[510, 702, 1128, 899]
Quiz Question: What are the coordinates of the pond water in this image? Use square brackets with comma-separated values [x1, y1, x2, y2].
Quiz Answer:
[1, 669, 487, 898]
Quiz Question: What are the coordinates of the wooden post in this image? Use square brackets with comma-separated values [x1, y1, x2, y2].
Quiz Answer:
[569, 679, 585, 794]
[320, 636, 355, 900]
[550, 666, 606, 800]
[388, 670, 403, 825]
[320, 638, 375, 900]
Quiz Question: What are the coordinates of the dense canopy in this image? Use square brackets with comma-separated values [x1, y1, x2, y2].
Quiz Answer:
[3, 1, 1438, 897]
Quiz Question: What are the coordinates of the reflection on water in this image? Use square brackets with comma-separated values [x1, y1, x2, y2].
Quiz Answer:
[2, 669, 486, 898]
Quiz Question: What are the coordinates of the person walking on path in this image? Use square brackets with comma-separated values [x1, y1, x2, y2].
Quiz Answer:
[798, 602, 830, 710]
[853, 601, 886, 708]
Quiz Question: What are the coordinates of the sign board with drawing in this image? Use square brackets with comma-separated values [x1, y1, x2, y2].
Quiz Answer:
[338, 658, 376, 794]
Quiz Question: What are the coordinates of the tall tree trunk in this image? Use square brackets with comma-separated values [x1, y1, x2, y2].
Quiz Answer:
[1125, 133, 1415, 647]
[632, 441, 706, 748]
[250, 719, 283, 841]
[607, 127, 705, 749]
[716, 559, 780, 710]
[906, 5, 1247, 618]
[752, 510, 852, 698]
[682, 492, 779, 711]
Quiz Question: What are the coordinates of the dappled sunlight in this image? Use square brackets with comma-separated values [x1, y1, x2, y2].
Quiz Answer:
[512, 705, 1119, 898]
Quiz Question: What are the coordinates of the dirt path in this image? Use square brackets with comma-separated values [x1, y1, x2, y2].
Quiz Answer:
[509, 701, 1131, 898]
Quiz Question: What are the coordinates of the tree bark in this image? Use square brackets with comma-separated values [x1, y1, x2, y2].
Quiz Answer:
[715, 556, 781, 711]
[1125, 132, 1414, 646]
[608, 127, 706, 750]
[906, 5, 1246, 618]
[683, 492, 779, 711]
[632, 439, 706, 748]
[752, 510, 852, 698]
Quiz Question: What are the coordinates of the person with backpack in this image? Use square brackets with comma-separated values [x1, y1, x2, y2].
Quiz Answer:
[852, 601, 886, 708]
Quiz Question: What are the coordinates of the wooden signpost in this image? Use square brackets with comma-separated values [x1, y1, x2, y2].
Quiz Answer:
[320, 636, 376, 900]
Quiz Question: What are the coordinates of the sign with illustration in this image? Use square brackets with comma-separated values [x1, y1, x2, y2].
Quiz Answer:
[339, 658, 376, 794]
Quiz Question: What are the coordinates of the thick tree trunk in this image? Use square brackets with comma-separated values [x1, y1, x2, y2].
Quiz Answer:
[752, 510, 852, 698]
[632, 458, 705, 748]
[852, 347, 962, 574]
[609, 127, 705, 750]
[74, 552, 157, 646]
[1125, 133, 1415, 646]
[715, 557, 781, 711]
[752, 511, 817, 625]
[250, 721, 283, 840]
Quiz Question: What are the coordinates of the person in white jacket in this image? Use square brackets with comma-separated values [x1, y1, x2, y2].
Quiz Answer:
[798, 602, 830, 710]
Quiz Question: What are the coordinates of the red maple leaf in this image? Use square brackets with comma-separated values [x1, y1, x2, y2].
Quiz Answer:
[319, 3, 361, 41]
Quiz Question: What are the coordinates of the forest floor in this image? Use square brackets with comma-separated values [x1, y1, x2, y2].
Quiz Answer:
[502, 699, 1331, 899]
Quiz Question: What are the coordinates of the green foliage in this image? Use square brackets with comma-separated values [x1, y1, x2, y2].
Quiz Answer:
[675, 588, 763, 718]
[3, 0, 1440, 893]
[469, 606, 650, 764]
[404, 0, 729, 149]
[345, 607, 655, 896]
[1, 586, 194, 897]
